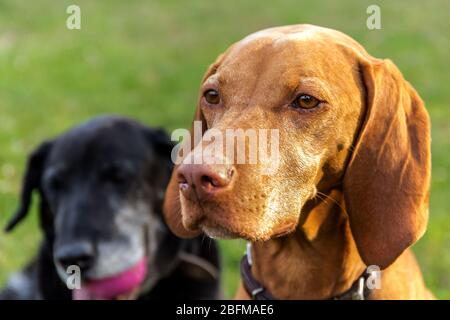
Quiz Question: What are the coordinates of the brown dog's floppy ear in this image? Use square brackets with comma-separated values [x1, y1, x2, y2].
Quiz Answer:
[163, 57, 224, 238]
[4, 141, 52, 232]
[344, 58, 431, 269]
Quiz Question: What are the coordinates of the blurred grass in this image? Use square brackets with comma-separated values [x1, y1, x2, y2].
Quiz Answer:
[0, 0, 449, 298]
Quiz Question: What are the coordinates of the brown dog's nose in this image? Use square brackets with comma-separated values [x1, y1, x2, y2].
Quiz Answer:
[178, 163, 235, 200]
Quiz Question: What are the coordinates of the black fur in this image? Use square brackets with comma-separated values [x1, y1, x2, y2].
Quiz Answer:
[0, 116, 221, 300]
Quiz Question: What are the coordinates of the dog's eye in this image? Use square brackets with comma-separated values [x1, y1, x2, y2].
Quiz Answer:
[291, 94, 320, 110]
[44, 169, 66, 192]
[48, 175, 64, 191]
[204, 89, 220, 105]
[100, 165, 131, 185]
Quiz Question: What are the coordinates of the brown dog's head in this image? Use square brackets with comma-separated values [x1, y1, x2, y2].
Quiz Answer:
[164, 25, 430, 269]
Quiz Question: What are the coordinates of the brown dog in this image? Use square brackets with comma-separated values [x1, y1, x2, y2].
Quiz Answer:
[164, 25, 433, 299]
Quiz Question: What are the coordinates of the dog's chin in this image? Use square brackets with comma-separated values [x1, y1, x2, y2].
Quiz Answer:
[182, 204, 255, 240]
[198, 215, 299, 241]
[182, 201, 299, 241]
[201, 223, 240, 240]
[200, 219, 265, 241]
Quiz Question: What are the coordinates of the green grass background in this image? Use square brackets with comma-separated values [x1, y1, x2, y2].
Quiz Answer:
[0, 0, 449, 299]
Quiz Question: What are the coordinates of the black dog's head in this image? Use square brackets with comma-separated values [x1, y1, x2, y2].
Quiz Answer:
[5, 116, 182, 299]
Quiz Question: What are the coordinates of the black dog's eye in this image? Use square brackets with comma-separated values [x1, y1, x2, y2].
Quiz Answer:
[48, 175, 65, 191]
[291, 94, 320, 110]
[100, 164, 131, 185]
[204, 89, 220, 105]
[43, 169, 67, 193]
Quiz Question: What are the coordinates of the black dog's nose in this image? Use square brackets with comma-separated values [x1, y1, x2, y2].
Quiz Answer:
[55, 241, 95, 272]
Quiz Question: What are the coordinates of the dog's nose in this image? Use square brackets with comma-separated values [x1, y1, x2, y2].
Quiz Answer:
[178, 163, 235, 200]
[55, 241, 95, 272]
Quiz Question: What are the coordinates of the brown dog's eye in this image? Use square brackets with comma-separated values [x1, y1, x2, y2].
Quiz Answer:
[204, 89, 220, 104]
[292, 94, 320, 110]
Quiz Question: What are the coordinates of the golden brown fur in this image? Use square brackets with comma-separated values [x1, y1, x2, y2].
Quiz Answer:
[163, 25, 433, 299]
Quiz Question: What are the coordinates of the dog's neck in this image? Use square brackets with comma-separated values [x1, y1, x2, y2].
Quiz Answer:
[250, 189, 366, 299]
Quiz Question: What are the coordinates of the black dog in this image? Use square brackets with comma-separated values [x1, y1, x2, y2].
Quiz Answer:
[0, 116, 221, 300]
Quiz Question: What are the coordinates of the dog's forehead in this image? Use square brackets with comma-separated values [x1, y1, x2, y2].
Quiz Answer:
[238, 25, 323, 46]
[202, 25, 372, 100]
[236, 24, 365, 51]
[216, 26, 357, 81]
[48, 121, 147, 165]
[219, 25, 367, 72]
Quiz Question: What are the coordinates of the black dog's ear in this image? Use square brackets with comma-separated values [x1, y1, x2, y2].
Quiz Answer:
[140, 126, 175, 213]
[140, 126, 175, 166]
[144, 127, 175, 159]
[4, 141, 53, 232]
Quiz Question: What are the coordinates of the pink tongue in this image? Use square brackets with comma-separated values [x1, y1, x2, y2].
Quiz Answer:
[73, 258, 147, 300]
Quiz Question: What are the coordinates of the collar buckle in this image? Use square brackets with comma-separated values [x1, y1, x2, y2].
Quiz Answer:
[351, 277, 365, 300]
[251, 287, 264, 298]
[246, 242, 253, 266]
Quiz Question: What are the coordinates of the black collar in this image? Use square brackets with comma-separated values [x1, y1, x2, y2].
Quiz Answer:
[240, 254, 276, 300]
[240, 244, 373, 300]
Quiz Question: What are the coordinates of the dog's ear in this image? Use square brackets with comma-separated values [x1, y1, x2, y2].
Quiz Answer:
[141, 127, 175, 211]
[163, 55, 225, 238]
[343, 58, 431, 269]
[5, 141, 53, 232]
[143, 127, 175, 164]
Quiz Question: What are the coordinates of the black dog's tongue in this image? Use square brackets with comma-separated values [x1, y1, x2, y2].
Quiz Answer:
[72, 258, 147, 300]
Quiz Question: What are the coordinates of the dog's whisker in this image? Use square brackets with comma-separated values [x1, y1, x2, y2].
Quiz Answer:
[316, 191, 349, 217]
